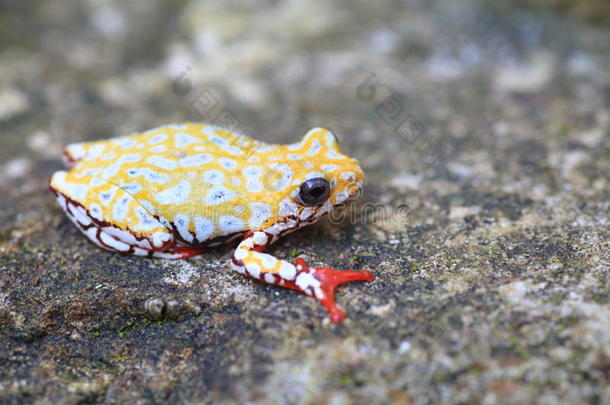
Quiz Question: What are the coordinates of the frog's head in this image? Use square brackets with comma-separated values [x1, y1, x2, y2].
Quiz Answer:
[256, 127, 364, 238]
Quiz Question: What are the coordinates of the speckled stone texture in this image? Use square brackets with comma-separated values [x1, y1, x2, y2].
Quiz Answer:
[1, 0, 609, 403]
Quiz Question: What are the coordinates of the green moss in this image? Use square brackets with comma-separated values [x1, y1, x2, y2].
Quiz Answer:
[468, 365, 485, 376]
[433, 372, 448, 383]
[340, 374, 354, 387]
[550, 293, 567, 304]
[592, 291, 610, 303]
[0, 226, 16, 242]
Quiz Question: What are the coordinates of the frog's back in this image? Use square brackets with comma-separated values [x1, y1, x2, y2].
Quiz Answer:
[63, 123, 264, 165]
[57, 123, 273, 244]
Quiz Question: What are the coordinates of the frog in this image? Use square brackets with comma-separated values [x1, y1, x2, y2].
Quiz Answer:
[49, 123, 374, 323]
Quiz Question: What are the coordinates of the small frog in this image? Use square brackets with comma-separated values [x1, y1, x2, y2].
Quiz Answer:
[50, 123, 374, 322]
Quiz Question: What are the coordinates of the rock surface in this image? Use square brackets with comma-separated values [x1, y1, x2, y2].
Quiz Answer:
[1, 0, 609, 403]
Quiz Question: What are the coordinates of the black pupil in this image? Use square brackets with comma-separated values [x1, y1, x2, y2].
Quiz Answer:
[310, 186, 325, 197]
[299, 178, 329, 206]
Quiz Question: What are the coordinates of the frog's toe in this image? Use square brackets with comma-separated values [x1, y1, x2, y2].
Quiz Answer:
[231, 232, 375, 323]
[294, 258, 375, 323]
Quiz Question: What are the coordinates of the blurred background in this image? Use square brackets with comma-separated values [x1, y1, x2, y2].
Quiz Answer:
[1, 0, 609, 403]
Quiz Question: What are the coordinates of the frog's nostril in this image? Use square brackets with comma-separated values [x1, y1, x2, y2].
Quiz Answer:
[346, 183, 361, 198]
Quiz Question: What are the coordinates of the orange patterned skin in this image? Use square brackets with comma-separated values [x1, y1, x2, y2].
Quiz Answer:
[50, 123, 374, 322]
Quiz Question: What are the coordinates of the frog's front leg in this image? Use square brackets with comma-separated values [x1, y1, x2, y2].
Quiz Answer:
[231, 231, 375, 323]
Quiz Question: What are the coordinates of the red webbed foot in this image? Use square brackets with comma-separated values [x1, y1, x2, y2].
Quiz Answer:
[293, 258, 375, 323]
[230, 232, 375, 323]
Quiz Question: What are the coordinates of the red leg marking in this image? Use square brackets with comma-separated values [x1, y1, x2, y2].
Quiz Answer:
[231, 232, 375, 323]
[171, 245, 208, 259]
[151, 244, 207, 259]
[291, 258, 375, 323]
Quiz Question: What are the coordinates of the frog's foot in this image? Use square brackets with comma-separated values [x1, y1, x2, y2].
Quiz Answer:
[291, 258, 375, 323]
[231, 231, 375, 323]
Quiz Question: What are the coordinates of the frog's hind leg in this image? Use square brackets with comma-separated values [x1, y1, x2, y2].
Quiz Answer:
[149, 244, 207, 259]
[231, 231, 375, 323]
[50, 171, 205, 259]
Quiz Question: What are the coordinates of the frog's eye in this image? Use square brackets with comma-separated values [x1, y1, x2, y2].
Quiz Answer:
[298, 178, 330, 206]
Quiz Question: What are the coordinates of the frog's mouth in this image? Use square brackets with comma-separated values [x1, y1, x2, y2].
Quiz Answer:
[263, 189, 359, 243]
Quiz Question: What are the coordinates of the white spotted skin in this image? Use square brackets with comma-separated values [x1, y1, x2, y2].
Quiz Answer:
[279, 261, 297, 280]
[296, 272, 323, 299]
[230, 231, 339, 304]
[51, 123, 364, 255]
[52, 124, 375, 322]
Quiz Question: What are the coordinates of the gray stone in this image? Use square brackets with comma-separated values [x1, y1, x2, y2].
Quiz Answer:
[1, 0, 609, 403]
